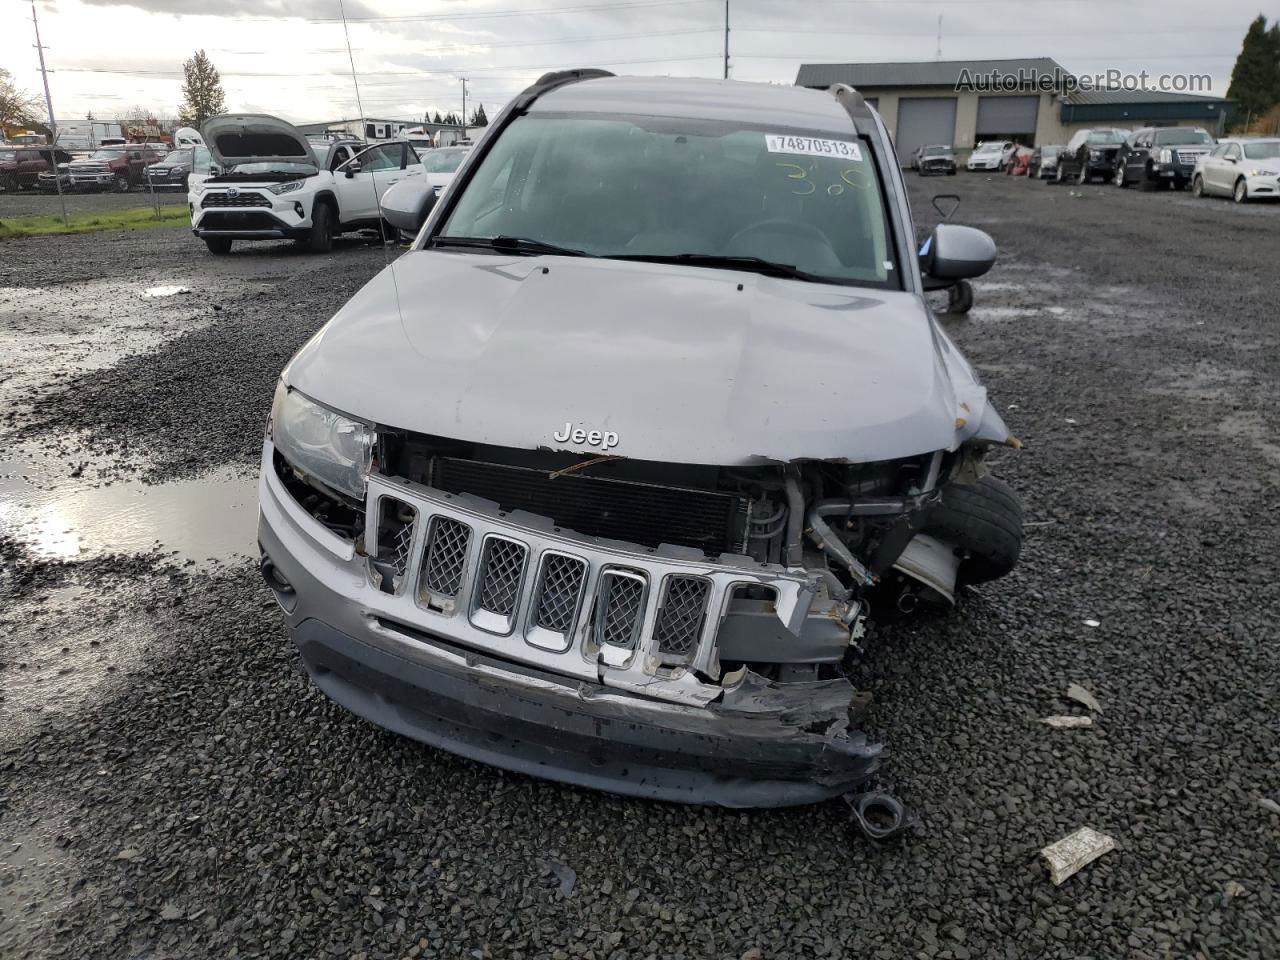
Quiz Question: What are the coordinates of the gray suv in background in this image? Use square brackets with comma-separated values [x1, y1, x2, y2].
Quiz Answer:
[257, 69, 1021, 807]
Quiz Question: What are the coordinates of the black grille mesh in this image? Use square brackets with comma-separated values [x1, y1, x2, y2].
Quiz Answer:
[422, 517, 470, 597]
[477, 538, 527, 617]
[653, 576, 710, 659]
[597, 573, 646, 649]
[533, 554, 586, 634]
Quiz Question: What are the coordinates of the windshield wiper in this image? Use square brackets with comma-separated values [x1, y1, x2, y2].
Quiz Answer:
[430, 235, 594, 258]
[609, 252, 824, 283]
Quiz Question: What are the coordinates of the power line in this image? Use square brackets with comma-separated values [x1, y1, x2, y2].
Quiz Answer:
[292, 0, 717, 24]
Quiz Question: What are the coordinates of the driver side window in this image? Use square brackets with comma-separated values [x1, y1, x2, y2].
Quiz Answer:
[353, 144, 399, 172]
[1225, 144, 1241, 161]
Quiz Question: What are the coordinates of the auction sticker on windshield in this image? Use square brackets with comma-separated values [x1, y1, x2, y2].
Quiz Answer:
[765, 135, 863, 161]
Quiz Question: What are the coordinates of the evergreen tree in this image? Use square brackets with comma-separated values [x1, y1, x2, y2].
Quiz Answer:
[1227, 15, 1280, 125]
[433, 111, 443, 123]
[177, 50, 228, 129]
[470, 103, 488, 126]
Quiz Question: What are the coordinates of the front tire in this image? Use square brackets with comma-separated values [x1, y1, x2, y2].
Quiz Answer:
[1233, 178, 1248, 204]
[306, 201, 334, 253]
[923, 475, 1024, 585]
[1077, 162, 1089, 185]
[204, 237, 232, 255]
[1113, 163, 1128, 188]
[1054, 163, 1065, 184]
[946, 280, 974, 314]
[113, 175, 131, 193]
[1192, 175, 1206, 198]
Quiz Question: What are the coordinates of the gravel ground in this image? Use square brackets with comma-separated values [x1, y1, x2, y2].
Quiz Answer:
[1, 175, 1278, 960]
[0, 188, 186, 219]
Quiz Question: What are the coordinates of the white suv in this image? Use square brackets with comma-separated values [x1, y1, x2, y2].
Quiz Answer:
[192, 114, 426, 254]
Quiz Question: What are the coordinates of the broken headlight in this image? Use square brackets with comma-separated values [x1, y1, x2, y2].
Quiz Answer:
[271, 382, 374, 500]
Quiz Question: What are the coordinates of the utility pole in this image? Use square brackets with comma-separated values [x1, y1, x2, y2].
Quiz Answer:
[723, 0, 730, 79]
[30, 0, 68, 227]
[460, 77, 468, 138]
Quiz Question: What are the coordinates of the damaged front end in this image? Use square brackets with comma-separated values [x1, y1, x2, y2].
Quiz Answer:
[260, 414, 1004, 806]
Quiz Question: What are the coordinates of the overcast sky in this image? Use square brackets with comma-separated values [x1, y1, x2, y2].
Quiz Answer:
[2, 0, 1264, 127]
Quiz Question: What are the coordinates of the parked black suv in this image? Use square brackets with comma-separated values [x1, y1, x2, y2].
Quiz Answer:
[1056, 128, 1127, 184]
[1112, 127, 1214, 190]
[917, 144, 957, 176]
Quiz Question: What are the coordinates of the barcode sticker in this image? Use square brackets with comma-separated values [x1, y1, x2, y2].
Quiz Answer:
[765, 135, 863, 161]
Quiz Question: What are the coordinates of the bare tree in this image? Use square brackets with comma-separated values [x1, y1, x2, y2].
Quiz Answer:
[0, 67, 42, 132]
[177, 50, 227, 129]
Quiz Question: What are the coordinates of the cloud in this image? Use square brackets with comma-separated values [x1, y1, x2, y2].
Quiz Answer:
[71, 0, 380, 19]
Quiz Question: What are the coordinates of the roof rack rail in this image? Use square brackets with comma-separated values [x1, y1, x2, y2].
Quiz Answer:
[513, 68, 616, 113]
[827, 83, 873, 119]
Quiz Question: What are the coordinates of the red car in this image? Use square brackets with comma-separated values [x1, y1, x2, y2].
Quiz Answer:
[1005, 146, 1033, 176]
[0, 146, 72, 192]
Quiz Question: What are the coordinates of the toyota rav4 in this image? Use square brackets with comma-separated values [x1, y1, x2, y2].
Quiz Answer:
[192, 115, 426, 254]
[257, 71, 1023, 807]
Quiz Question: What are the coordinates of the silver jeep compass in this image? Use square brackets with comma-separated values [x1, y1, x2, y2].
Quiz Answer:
[257, 70, 1021, 807]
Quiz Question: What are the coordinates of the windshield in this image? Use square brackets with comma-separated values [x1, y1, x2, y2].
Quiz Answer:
[923, 146, 951, 156]
[1086, 130, 1124, 145]
[226, 160, 317, 176]
[88, 149, 126, 160]
[1153, 129, 1212, 146]
[161, 150, 190, 164]
[440, 113, 897, 289]
[422, 147, 469, 173]
[1243, 141, 1280, 160]
[973, 143, 1002, 154]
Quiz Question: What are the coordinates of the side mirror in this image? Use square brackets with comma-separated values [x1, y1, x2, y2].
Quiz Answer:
[345, 161, 362, 178]
[1225, 156, 1238, 165]
[380, 177, 436, 233]
[920, 223, 996, 281]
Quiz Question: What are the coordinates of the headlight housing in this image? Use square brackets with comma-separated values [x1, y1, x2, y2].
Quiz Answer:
[1158, 149, 1172, 164]
[1244, 167, 1270, 177]
[1089, 150, 1101, 161]
[271, 382, 374, 500]
[268, 179, 304, 195]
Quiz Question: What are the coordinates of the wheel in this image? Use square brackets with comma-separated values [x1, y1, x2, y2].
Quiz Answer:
[946, 279, 974, 314]
[947, 168, 956, 176]
[1054, 163, 1065, 184]
[0, 173, 16, 193]
[113, 175, 131, 193]
[306, 201, 334, 253]
[1113, 163, 1128, 188]
[1077, 162, 1089, 185]
[1192, 175, 1205, 198]
[1233, 178, 1248, 204]
[204, 237, 232, 254]
[922, 475, 1023, 585]
[182, 174, 190, 191]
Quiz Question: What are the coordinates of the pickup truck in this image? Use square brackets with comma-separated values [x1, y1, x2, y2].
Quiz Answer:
[66, 145, 161, 192]
[0, 146, 72, 192]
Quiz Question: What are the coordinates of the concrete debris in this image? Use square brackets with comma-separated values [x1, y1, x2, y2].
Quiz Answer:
[1066, 683, 1103, 713]
[1039, 716, 1092, 729]
[1040, 827, 1116, 885]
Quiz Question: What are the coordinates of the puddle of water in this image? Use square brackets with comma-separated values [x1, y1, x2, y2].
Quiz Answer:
[0, 462, 257, 564]
[141, 284, 191, 298]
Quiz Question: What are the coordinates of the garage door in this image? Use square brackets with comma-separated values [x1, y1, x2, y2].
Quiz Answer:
[895, 97, 957, 165]
[976, 95, 1040, 137]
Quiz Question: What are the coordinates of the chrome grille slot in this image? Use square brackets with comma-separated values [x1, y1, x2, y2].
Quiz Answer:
[470, 536, 528, 634]
[370, 497, 416, 595]
[421, 516, 471, 600]
[526, 552, 587, 651]
[653, 575, 711, 661]
[595, 570, 647, 650]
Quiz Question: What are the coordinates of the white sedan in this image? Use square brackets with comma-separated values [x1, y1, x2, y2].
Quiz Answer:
[1192, 138, 1280, 203]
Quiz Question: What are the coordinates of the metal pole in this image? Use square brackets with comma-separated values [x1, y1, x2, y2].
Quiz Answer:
[461, 77, 468, 139]
[723, 0, 730, 79]
[30, 0, 68, 227]
[338, 0, 367, 142]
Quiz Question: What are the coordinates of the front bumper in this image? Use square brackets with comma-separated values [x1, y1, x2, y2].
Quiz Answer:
[1242, 172, 1280, 197]
[257, 443, 881, 806]
[192, 188, 313, 240]
[967, 159, 1000, 171]
[69, 173, 118, 188]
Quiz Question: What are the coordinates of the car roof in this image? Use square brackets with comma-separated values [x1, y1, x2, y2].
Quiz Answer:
[531, 75, 858, 134]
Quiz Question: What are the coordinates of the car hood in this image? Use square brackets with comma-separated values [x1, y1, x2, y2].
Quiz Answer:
[284, 252, 999, 466]
[201, 114, 316, 167]
[1243, 158, 1280, 173]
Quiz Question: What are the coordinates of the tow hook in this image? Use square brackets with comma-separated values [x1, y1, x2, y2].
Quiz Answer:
[260, 554, 295, 596]
[844, 791, 917, 844]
